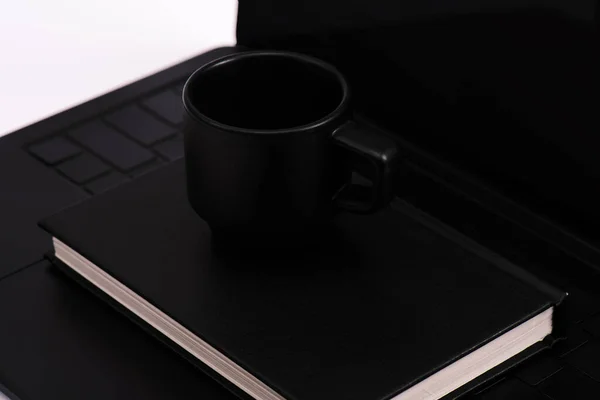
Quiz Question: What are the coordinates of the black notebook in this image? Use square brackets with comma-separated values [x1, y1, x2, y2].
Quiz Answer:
[40, 160, 564, 400]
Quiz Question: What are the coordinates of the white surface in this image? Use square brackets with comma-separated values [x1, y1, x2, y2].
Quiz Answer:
[0, 2, 236, 398]
[0, 0, 237, 137]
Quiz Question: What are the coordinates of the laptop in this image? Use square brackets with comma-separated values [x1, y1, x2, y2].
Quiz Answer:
[0, 1, 598, 399]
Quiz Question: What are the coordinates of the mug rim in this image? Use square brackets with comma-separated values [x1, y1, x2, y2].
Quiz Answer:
[182, 50, 351, 135]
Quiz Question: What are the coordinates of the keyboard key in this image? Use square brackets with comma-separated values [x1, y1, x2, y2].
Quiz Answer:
[29, 137, 81, 165]
[514, 353, 563, 386]
[142, 90, 184, 125]
[565, 341, 600, 381]
[105, 105, 176, 145]
[475, 377, 546, 399]
[57, 153, 110, 184]
[154, 138, 184, 161]
[539, 366, 600, 399]
[129, 159, 164, 178]
[85, 171, 128, 194]
[69, 121, 154, 171]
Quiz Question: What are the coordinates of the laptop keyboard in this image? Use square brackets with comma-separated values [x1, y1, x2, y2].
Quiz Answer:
[21, 77, 600, 399]
[27, 83, 185, 195]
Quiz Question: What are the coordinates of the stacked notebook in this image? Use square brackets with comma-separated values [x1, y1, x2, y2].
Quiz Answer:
[41, 160, 564, 400]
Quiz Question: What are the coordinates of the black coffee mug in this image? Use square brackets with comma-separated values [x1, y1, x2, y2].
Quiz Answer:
[183, 51, 400, 249]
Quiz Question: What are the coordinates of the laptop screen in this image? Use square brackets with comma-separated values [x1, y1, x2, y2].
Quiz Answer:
[238, 0, 596, 41]
[237, 0, 599, 238]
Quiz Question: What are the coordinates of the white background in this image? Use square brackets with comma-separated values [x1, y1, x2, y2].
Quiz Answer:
[0, 0, 238, 137]
[0, 1, 237, 398]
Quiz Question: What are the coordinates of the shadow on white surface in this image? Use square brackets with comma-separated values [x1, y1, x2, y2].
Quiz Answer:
[0, 0, 237, 137]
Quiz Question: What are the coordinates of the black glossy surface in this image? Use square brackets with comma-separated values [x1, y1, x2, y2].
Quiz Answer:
[183, 51, 399, 247]
[42, 160, 560, 400]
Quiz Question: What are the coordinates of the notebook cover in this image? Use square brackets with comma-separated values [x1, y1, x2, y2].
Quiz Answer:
[47, 255, 557, 400]
[40, 160, 564, 400]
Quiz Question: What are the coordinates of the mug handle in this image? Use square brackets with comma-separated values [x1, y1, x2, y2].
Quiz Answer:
[332, 121, 400, 213]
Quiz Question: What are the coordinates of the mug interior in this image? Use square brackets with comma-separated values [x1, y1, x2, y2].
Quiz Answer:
[185, 52, 347, 132]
